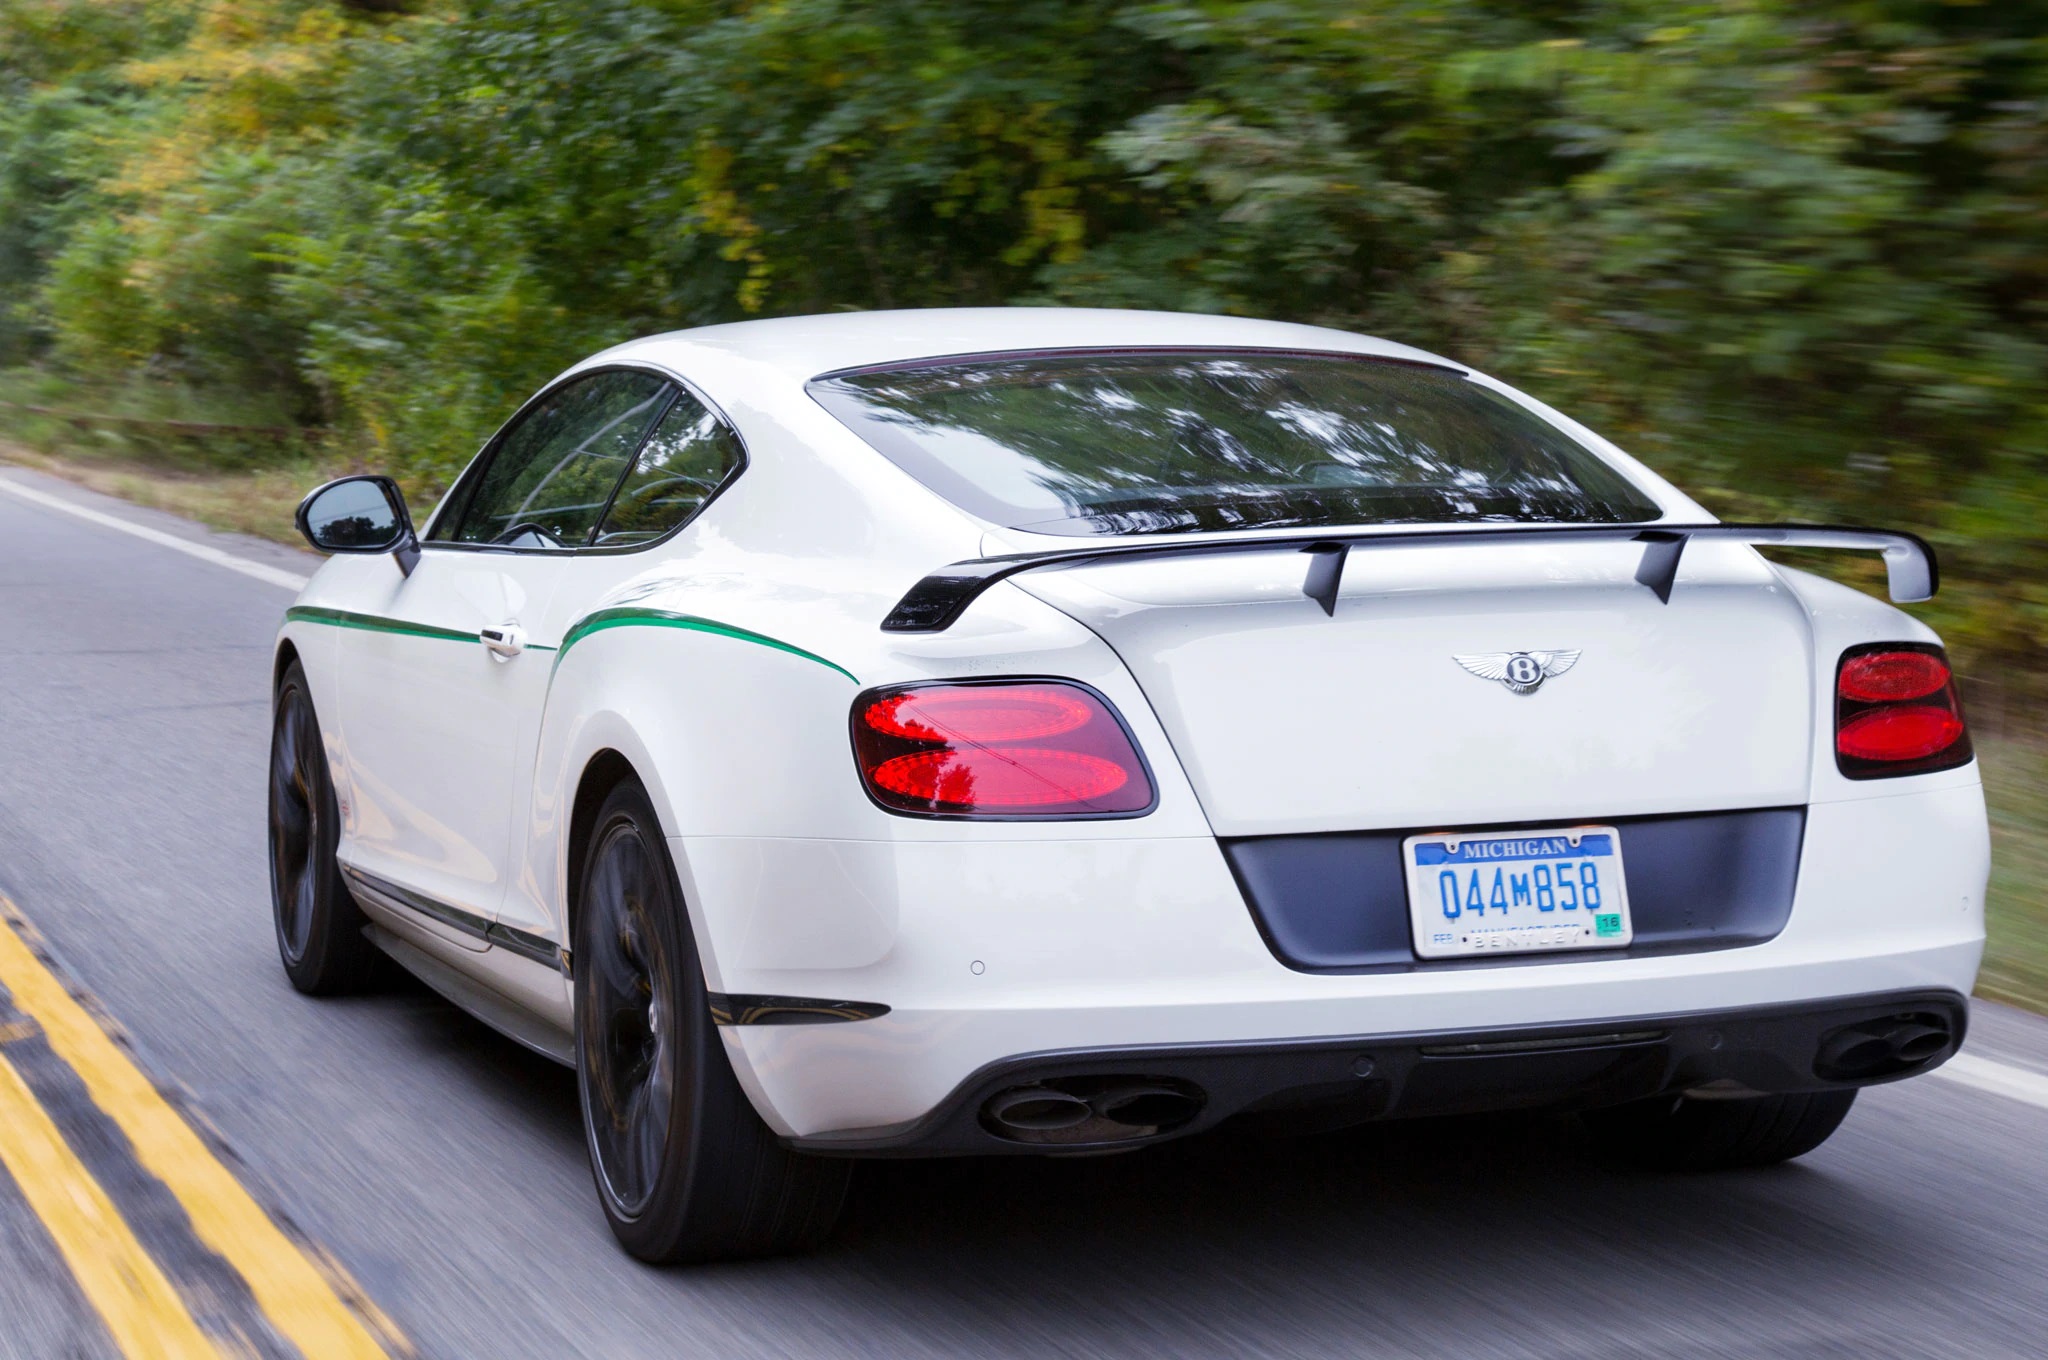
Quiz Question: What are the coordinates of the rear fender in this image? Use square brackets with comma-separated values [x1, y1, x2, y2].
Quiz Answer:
[517, 582, 1213, 990]
[1770, 566, 1977, 805]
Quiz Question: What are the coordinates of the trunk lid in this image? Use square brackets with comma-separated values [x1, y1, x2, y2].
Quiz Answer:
[1013, 538, 1815, 836]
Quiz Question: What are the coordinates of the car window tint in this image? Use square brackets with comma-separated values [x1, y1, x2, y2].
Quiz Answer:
[809, 352, 1660, 537]
[441, 370, 673, 548]
[592, 390, 744, 546]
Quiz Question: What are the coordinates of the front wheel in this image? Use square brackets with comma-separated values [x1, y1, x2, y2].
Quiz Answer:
[268, 660, 381, 995]
[574, 780, 848, 1263]
[1584, 1089, 1857, 1171]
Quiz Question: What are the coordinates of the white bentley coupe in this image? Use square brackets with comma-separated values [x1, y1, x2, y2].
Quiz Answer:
[272, 308, 1988, 1263]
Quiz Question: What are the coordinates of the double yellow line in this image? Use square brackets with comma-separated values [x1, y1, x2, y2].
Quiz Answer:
[0, 898, 404, 1358]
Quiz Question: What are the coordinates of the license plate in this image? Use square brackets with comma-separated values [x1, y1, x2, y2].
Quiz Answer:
[1404, 825, 1633, 959]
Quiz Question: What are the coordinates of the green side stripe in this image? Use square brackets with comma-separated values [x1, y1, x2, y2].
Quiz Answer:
[555, 608, 856, 682]
[284, 604, 826, 677]
[283, 605, 475, 645]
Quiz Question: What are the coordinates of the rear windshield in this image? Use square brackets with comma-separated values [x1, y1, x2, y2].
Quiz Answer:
[809, 351, 1660, 536]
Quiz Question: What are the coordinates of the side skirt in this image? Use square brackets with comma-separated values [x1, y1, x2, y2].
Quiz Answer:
[340, 865, 569, 972]
[364, 925, 575, 1068]
[339, 866, 574, 1067]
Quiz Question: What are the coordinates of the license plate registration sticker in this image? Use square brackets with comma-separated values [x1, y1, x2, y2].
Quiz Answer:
[1404, 826, 1633, 959]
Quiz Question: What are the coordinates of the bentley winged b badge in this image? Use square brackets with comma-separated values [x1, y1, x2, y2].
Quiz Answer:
[1454, 650, 1582, 695]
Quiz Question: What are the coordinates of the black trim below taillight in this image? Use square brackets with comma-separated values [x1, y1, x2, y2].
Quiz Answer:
[1834, 642, 1973, 780]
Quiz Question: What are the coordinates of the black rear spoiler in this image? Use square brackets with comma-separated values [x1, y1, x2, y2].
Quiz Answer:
[879, 523, 1937, 633]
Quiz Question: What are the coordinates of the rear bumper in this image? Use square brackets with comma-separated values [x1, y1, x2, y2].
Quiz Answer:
[691, 779, 1988, 1141]
[788, 989, 1967, 1157]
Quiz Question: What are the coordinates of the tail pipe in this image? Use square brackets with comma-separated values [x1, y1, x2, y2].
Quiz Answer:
[981, 1077, 1205, 1146]
[1814, 1011, 1958, 1082]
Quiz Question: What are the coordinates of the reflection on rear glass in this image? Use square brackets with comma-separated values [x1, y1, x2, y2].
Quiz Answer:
[811, 352, 1659, 536]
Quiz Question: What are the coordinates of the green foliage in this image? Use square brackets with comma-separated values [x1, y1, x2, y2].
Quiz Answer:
[0, 0, 176, 86]
[0, 14, 163, 365]
[3, 0, 2047, 695]
[1982, 733, 2048, 1015]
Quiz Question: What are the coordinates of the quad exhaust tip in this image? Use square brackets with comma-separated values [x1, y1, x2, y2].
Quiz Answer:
[1814, 1012, 1956, 1082]
[982, 1077, 1205, 1146]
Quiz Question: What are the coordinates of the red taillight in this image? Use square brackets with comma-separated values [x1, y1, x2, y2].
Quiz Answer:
[870, 748, 1132, 806]
[1838, 650, 1951, 703]
[863, 685, 1094, 743]
[852, 680, 1155, 817]
[1838, 707, 1967, 762]
[1835, 646, 1971, 779]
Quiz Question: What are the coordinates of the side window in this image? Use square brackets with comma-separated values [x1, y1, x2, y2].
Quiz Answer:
[436, 370, 672, 547]
[592, 390, 745, 546]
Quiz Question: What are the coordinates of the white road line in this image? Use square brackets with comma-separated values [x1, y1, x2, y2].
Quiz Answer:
[0, 474, 309, 592]
[1930, 1052, 2048, 1111]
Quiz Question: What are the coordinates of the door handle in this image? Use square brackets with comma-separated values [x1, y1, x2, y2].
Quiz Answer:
[480, 623, 526, 661]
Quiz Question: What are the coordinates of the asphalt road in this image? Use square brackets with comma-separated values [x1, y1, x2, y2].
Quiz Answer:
[2, 464, 2046, 1360]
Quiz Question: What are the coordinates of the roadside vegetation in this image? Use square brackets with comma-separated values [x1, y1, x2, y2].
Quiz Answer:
[0, 367, 343, 541]
[1982, 736, 2048, 1014]
[0, 437, 333, 543]
[1, 1, 2042, 1007]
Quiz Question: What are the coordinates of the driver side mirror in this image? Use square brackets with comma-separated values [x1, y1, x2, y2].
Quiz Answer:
[295, 475, 421, 576]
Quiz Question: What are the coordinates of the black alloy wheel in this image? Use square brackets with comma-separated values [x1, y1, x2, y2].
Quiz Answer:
[579, 814, 677, 1218]
[574, 780, 848, 1263]
[268, 660, 380, 994]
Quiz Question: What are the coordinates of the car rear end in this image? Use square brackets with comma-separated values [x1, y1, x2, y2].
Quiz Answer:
[715, 343, 1987, 1155]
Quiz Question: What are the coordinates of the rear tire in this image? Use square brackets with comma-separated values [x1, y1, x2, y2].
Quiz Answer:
[268, 660, 382, 995]
[574, 779, 848, 1263]
[1584, 1089, 1857, 1171]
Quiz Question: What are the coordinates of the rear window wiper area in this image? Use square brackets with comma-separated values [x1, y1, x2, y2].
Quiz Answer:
[878, 523, 1938, 633]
